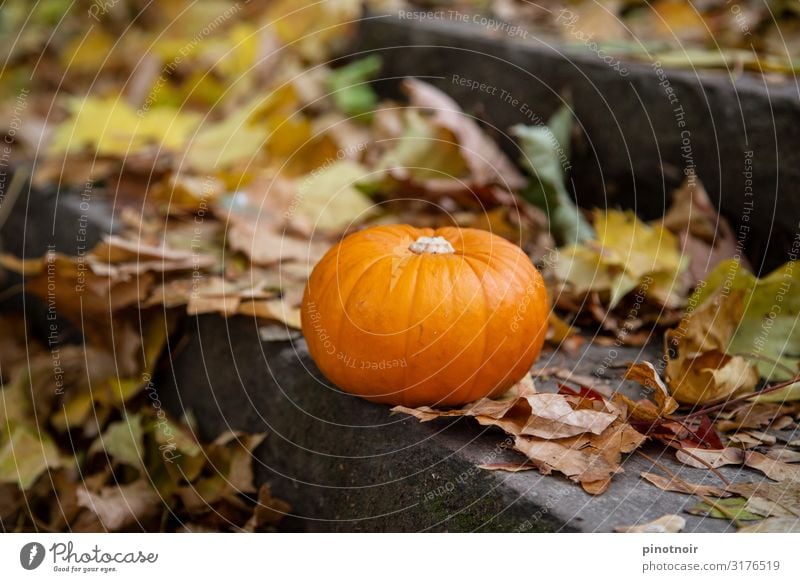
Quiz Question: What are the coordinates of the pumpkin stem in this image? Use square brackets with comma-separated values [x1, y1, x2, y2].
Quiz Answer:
[408, 236, 455, 255]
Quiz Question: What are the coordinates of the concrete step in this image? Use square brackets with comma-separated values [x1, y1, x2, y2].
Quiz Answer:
[158, 314, 747, 532]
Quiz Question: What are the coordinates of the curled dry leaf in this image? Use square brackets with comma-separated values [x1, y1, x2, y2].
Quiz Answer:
[665, 289, 759, 405]
[243, 483, 291, 532]
[615, 514, 686, 533]
[675, 447, 745, 468]
[743, 452, 800, 483]
[403, 79, 525, 191]
[393, 374, 645, 494]
[618, 361, 679, 421]
[76, 480, 161, 531]
[394, 374, 617, 440]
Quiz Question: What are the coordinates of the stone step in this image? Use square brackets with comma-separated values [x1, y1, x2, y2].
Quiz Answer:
[158, 313, 749, 532]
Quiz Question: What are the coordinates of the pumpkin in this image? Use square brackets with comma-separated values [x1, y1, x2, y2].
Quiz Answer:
[301, 225, 549, 407]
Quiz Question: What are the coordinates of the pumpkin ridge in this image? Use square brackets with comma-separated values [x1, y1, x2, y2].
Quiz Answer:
[462, 255, 492, 399]
[402, 255, 423, 401]
[330, 255, 388, 376]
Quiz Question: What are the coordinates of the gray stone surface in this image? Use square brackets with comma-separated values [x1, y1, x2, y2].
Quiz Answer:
[356, 13, 800, 273]
[157, 313, 775, 532]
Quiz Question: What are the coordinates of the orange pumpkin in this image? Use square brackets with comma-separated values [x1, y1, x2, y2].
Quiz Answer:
[301, 225, 548, 407]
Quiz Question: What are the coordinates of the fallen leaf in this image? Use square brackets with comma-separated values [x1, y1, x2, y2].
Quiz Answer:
[744, 452, 800, 483]
[0, 423, 61, 490]
[513, 104, 594, 244]
[665, 289, 759, 405]
[615, 514, 685, 533]
[243, 483, 291, 531]
[658, 175, 745, 284]
[691, 260, 800, 385]
[50, 96, 200, 156]
[94, 414, 144, 470]
[77, 480, 161, 531]
[738, 518, 800, 532]
[727, 481, 800, 518]
[554, 210, 689, 309]
[675, 447, 745, 469]
[404, 78, 525, 190]
[477, 462, 538, 472]
[765, 448, 800, 463]
[687, 496, 763, 522]
[620, 362, 679, 420]
[640, 471, 729, 498]
[292, 160, 374, 232]
[326, 55, 381, 117]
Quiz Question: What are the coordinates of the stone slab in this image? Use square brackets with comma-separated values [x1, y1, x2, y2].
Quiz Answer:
[157, 313, 783, 532]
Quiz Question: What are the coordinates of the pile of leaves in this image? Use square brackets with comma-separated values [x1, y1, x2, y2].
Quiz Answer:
[0, 0, 798, 533]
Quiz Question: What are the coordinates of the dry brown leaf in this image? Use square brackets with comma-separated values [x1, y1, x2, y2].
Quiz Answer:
[738, 518, 800, 532]
[477, 462, 538, 473]
[225, 212, 326, 266]
[615, 514, 686, 533]
[640, 471, 729, 498]
[619, 361, 679, 420]
[667, 350, 760, 407]
[744, 452, 800, 483]
[659, 175, 745, 284]
[727, 481, 800, 518]
[765, 448, 800, 463]
[513, 437, 622, 487]
[243, 483, 291, 531]
[76, 480, 160, 531]
[403, 79, 525, 190]
[676, 447, 745, 469]
[665, 289, 759, 405]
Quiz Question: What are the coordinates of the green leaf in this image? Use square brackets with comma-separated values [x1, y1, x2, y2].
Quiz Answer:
[94, 414, 144, 470]
[512, 105, 594, 245]
[687, 496, 763, 521]
[326, 55, 382, 118]
[692, 259, 800, 385]
[0, 423, 61, 490]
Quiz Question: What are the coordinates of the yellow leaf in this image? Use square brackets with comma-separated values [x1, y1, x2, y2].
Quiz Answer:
[555, 210, 689, 308]
[50, 97, 200, 156]
[293, 160, 373, 232]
